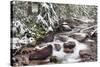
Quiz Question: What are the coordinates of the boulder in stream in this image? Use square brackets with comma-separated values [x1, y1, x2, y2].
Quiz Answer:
[63, 48, 74, 53]
[79, 50, 92, 62]
[63, 41, 76, 53]
[29, 45, 52, 60]
[63, 41, 76, 49]
[54, 44, 61, 51]
[62, 24, 72, 31]
[70, 33, 87, 42]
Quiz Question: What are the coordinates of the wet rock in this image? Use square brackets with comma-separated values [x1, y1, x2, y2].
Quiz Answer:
[64, 19, 82, 28]
[85, 39, 97, 52]
[56, 35, 68, 42]
[63, 41, 76, 49]
[54, 44, 61, 51]
[79, 50, 92, 61]
[85, 39, 95, 44]
[62, 24, 72, 31]
[43, 31, 54, 43]
[63, 41, 76, 53]
[55, 21, 72, 32]
[63, 48, 73, 53]
[70, 33, 87, 42]
[21, 47, 35, 55]
[50, 56, 58, 63]
[85, 39, 96, 49]
[14, 55, 29, 66]
[29, 60, 49, 65]
[79, 50, 91, 58]
[36, 31, 54, 44]
[21, 55, 29, 65]
[29, 45, 52, 60]
[84, 39, 97, 61]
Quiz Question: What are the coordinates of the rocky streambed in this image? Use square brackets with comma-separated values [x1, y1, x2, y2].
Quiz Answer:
[11, 31, 97, 66]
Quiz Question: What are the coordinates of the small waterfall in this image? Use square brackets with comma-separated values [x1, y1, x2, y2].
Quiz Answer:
[38, 33, 88, 63]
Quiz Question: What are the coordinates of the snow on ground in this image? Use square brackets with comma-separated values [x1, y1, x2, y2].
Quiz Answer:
[12, 37, 22, 49]
[12, 20, 36, 49]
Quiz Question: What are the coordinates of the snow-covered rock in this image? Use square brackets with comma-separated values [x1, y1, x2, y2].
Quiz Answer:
[48, 26, 53, 32]
[29, 37, 36, 46]
[70, 33, 87, 42]
[19, 36, 29, 45]
[54, 35, 68, 42]
[19, 35, 36, 46]
[12, 37, 22, 49]
[79, 17, 95, 23]
[12, 26, 17, 33]
[62, 24, 72, 31]
[54, 44, 61, 51]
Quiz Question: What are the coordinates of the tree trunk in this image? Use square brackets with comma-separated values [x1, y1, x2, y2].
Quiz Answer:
[27, 2, 32, 16]
[38, 3, 41, 14]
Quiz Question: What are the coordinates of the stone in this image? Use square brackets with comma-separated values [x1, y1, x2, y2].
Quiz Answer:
[70, 33, 87, 42]
[63, 48, 73, 53]
[62, 22, 68, 25]
[28, 37, 36, 46]
[56, 35, 68, 42]
[85, 39, 95, 44]
[63, 41, 76, 49]
[29, 60, 49, 65]
[85, 39, 96, 49]
[36, 31, 54, 44]
[13, 55, 29, 66]
[13, 55, 23, 66]
[50, 56, 58, 63]
[29, 45, 52, 60]
[62, 24, 72, 31]
[21, 47, 35, 55]
[54, 44, 61, 51]
[79, 50, 92, 62]
[64, 19, 81, 28]
[79, 50, 92, 59]
[21, 55, 29, 65]
[43, 31, 54, 43]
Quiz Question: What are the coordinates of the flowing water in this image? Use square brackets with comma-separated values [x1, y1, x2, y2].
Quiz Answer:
[36, 33, 88, 63]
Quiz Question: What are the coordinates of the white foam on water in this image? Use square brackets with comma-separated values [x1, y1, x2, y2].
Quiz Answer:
[63, 37, 88, 63]
[39, 36, 88, 63]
